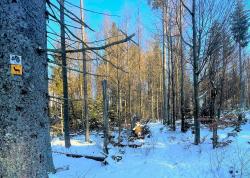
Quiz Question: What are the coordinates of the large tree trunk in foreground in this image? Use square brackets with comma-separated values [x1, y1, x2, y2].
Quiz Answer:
[0, 0, 55, 177]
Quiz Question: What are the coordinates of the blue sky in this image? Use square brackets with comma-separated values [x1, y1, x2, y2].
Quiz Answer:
[47, 0, 158, 50]
[47, 0, 250, 53]
[70, 0, 157, 51]
[79, 0, 156, 33]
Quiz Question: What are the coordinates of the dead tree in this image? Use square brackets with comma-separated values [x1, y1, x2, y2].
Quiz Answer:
[60, 0, 71, 148]
[102, 80, 109, 154]
[80, 0, 90, 143]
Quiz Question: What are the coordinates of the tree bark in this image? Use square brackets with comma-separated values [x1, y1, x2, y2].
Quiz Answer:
[217, 40, 227, 119]
[239, 43, 244, 120]
[102, 80, 109, 154]
[166, 12, 171, 126]
[0, 0, 55, 176]
[137, 8, 142, 118]
[170, 34, 176, 131]
[116, 45, 121, 143]
[210, 89, 217, 148]
[162, 3, 167, 125]
[60, 0, 71, 148]
[192, 0, 200, 144]
[179, 1, 185, 132]
[80, 0, 90, 143]
[168, 10, 176, 131]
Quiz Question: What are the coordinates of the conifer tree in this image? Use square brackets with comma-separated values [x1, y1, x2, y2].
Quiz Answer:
[231, 0, 250, 116]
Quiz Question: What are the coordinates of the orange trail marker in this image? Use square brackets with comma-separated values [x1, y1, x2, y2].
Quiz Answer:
[10, 64, 22, 75]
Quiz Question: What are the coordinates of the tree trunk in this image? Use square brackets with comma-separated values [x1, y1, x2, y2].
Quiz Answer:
[170, 34, 176, 131]
[162, 3, 167, 125]
[166, 18, 171, 126]
[192, 0, 200, 144]
[137, 8, 142, 118]
[151, 86, 154, 119]
[80, 0, 90, 142]
[217, 46, 227, 119]
[126, 39, 132, 130]
[210, 89, 217, 149]
[117, 49, 121, 143]
[102, 80, 109, 154]
[0, 0, 55, 176]
[209, 60, 217, 148]
[239, 43, 244, 120]
[180, 1, 185, 132]
[60, 0, 71, 148]
[129, 79, 132, 130]
[169, 13, 176, 131]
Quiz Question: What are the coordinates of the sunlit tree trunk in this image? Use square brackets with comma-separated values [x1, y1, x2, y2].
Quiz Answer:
[80, 0, 90, 142]
[0, 0, 55, 176]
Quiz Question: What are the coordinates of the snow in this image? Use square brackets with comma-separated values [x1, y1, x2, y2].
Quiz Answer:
[49, 112, 250, 178]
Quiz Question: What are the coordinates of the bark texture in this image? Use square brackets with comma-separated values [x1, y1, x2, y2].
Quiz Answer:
[0, 0, 54, 177]
[192, 0, 200, 145]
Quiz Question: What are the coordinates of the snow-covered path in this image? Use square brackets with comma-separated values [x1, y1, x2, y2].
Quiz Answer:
[50, 113, 250, 178]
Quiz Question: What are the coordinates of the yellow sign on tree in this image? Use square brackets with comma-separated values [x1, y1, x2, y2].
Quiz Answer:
[10, 64, 22, 75]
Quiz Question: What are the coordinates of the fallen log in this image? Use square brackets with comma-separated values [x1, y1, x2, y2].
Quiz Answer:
[111, 142, 143, 148]
[53, 151, 106, 162]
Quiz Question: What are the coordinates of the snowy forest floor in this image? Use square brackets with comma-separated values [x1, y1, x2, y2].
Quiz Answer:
[49, 113, 250, 178]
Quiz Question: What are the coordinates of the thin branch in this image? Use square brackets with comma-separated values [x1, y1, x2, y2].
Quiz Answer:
[118, 29, 139, 46]
[47, 0, 94, 32]
[180, 0, 193, 16]
[45, 34, 134, 53]
[48, 18, 82, 30]
[48, 59, 107, 77]
[65, 0, 120, 17]
[46, 6, 128, 73]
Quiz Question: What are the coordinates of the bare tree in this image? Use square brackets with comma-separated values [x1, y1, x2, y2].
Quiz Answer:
[60, 0, 71, 147]
[80, 0, 90, 142]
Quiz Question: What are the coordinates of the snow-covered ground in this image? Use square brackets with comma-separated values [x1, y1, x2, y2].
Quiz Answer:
[49, 113, 250, 178]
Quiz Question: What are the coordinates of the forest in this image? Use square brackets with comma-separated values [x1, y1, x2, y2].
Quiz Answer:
[0, 0, 250, 177]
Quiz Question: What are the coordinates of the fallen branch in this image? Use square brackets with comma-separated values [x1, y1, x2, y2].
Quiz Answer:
[111, 142, 143, 148]
[45, 34, 135, 53]
[53, 151, 106, 162]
